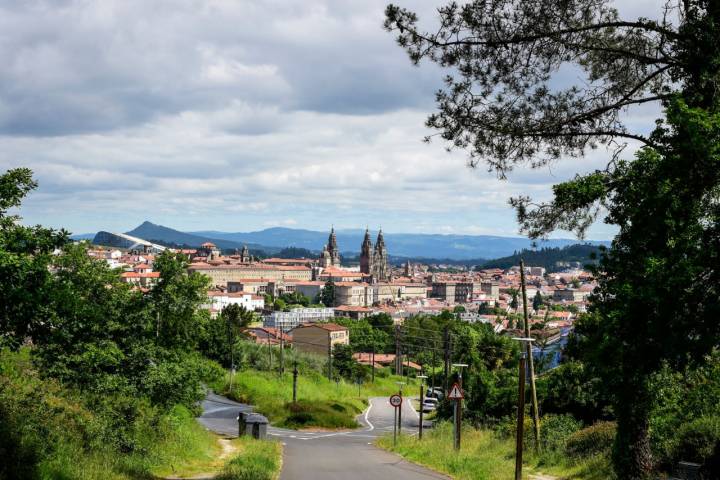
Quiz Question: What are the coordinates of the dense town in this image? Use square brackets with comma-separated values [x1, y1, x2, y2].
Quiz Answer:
[89, 227, 591, 359]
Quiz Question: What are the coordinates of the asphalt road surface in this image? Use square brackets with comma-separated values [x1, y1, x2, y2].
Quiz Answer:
[198, 392, 446, 480]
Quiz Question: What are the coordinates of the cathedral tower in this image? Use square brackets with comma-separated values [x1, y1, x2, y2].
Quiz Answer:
[372, 229, 389, 282]
[360, 228, 373, 274]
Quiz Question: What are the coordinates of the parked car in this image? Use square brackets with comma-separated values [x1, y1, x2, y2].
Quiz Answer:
[423, 397, 439, 406]
[421, 401, 437, 413]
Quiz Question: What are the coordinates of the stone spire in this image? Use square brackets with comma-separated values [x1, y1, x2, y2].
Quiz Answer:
[373, 229, 389, 282]
[360, 227, 373, 274]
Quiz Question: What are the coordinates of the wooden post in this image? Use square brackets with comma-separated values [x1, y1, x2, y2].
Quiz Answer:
[292, 361, 298, 404]
[371, 347, 375, 383]
[520, 259, 541, 451]
[419, 382, 424, 440]
[515, 354, 527, 480]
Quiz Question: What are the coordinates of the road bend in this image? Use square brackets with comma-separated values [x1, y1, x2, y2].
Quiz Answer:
[198, 392, 446, 480]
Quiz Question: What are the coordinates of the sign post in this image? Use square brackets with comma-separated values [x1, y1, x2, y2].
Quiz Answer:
[448, 382, 464, 451]
[389, 394, 402, 446]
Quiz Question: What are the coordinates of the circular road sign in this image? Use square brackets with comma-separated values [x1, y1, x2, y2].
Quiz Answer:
[389, 394, 402, 408]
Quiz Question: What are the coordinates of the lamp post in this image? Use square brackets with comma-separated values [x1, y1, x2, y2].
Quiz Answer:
[511, 337, 534, 480]
[451, 363, 468, 451]
[416, 375, 428, 440]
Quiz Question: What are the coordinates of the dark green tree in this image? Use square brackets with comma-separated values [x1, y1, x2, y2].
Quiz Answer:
[385, 1, 720, 476]
[532, 291, 544, 311]
[0, 168, 69, 349]
[320, 280, 335, 307]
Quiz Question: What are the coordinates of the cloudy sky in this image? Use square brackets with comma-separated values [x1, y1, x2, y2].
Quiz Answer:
[1, 0, 665, 238]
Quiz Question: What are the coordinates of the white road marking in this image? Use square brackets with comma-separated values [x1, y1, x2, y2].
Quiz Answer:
[364, 400, 375, 431]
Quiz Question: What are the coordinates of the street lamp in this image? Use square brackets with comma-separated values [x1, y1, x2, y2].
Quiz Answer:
[416, 375, 428, 440]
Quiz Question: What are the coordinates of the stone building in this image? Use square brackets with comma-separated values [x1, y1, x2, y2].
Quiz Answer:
[359, 228, 390, 282]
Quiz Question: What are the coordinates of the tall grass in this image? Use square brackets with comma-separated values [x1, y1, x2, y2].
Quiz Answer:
[223, 366, 417, 429]
[377, 421, 615, 480]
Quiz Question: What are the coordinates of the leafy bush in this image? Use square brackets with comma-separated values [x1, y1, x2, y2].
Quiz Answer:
[672, 416, 720, 465]
[540, 414, 583, 453]
[566, 421, 617, 457]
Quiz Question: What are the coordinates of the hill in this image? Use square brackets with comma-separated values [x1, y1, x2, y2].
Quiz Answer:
[191, 227, 608, 260]
[124, 221, 279, 253]
[480, 244, 603, 272]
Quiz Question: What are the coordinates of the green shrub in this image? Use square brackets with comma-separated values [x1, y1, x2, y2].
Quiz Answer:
[540, 414, 583, 453]
[672, 416, 720, 465]
[566, 421, 616, 457]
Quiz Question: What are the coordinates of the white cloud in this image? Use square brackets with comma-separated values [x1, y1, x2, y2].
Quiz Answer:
[0, 0, 667, 239]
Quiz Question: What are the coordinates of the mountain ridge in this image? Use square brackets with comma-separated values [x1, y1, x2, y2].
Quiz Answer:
[82, 221, 609, 260]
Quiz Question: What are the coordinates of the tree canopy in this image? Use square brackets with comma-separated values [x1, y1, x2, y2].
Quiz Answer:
[386, 1, 720, 477]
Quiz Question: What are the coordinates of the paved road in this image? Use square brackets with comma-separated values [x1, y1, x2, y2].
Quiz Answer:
[197, 392, 446, 480]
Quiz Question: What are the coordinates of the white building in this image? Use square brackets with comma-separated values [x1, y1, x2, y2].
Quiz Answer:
[264, 307, 336, 332]
[205, 290, 264, 317]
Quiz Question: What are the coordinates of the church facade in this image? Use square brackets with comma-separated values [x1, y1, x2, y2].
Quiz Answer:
[360, 228, 390, 282]
[318, 227, 341, 268]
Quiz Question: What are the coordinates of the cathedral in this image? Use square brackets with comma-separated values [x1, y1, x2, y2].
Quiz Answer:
[318, 227, 341, 268]
[360, 228, 390, 282]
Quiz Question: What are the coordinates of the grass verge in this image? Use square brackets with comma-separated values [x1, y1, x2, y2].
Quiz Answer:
[223, 368, 416, 429]
[376, 421, 614, 480]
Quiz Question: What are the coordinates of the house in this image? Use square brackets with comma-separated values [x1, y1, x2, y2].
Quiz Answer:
[289, 323, 349, 355]
[246, 327, 292, 346]
[205, 290, 265, 317]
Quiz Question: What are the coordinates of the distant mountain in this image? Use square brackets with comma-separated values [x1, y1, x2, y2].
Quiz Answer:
[70, 233, 96, 241]
[192, 226, 609, 260]
[125, 221, 279, 253]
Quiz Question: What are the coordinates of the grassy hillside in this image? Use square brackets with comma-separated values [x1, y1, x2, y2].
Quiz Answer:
[377, 421, 614, 480]
[0, 348, 281, 480]
[222, 368, 415, 429]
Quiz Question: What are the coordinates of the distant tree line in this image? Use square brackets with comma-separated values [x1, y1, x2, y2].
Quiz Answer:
[479, 244, 602, 272]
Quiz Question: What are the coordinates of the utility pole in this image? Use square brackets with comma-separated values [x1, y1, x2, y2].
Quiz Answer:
[327, 341, 332, 381]
[292, 360, 298, 404]
[417, 375, 427, 440]
[371, 346, 375, 383]
[520, 259, 540, 451]
[395, 325, 402, 376]
[443, 327, 450, 392]
[279, 332, 285, 375]
[431, 347, 436, 393]
[267, 335, 272, 371]
[396, 381, 405, 435]
[515, 352, 527, 480]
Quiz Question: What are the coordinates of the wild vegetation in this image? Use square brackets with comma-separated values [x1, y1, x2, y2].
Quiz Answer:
[0, 168, 281, 480]
[216, 340, 414, 429]
[385, 0, 720, 476]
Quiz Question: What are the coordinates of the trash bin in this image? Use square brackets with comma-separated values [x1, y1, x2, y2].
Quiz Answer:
[237, 411, 249, 436]
[242, 413, 269, 439]
[251, 414, 269, 440]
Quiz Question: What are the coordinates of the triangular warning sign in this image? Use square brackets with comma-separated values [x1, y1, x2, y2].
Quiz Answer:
[448, 383, 464, 399]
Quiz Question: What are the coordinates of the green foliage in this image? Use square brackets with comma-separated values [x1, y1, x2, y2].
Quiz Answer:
[539, 414, 583, 454]
[320, 280, 335, 307]
[566, 422, 617, 458]
[672, 417, 720, 466]
[332, 317, 393, 354]
[538, 361, 611, 424]
[0, 349, 222, 480]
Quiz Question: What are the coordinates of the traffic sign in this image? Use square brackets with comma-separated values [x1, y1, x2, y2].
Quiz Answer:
[448, 383, 464, 400]
[389, 394, 402, 408]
